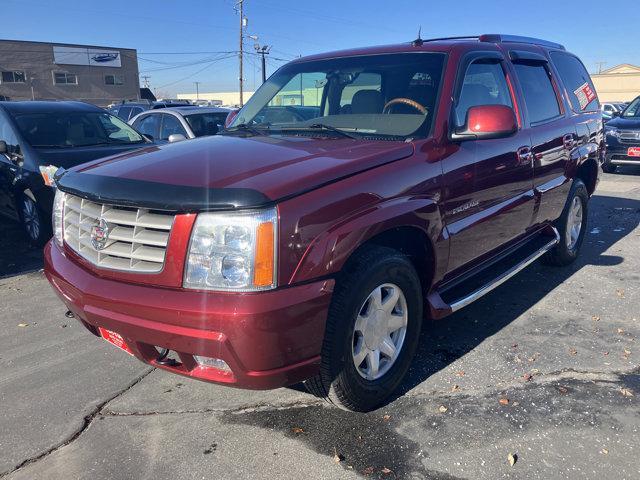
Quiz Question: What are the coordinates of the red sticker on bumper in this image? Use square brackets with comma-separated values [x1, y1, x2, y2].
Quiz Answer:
[98, 327, 134, 356]
[627, 147, 640, 157]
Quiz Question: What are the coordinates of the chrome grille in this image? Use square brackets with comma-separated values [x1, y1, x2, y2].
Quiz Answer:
[618, 130, 640, 144]
[62, 193, 174, 273]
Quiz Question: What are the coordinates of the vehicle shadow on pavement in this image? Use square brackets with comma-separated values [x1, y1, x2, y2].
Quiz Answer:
[395, 193, 640, 399]
[0, 217, 43, 278]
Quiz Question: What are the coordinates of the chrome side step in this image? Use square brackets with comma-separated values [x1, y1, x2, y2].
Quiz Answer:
[447, 227, 560, 313]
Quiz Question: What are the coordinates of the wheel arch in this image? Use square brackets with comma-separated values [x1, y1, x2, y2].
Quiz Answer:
[288, 197, 443, 292]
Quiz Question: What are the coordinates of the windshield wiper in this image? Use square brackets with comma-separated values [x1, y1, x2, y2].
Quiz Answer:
[223, 123, 268, 136]
[280, 123, 360, 139]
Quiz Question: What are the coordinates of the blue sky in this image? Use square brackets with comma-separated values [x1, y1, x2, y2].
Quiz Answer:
[3, 0, 640, 96]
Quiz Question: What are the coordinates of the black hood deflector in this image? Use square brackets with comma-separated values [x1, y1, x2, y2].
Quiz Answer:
[55, 170, 272, 212]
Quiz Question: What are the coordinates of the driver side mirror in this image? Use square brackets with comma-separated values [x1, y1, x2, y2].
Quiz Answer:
[612, 111, 621, 118]
[451, 105, 518, 141]
[168, 133, 187, 143]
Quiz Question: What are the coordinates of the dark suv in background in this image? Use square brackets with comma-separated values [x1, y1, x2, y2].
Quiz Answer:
[46, 35, 602, 412]
[0, 101, 151, 245]
[603, 95, 640, 172]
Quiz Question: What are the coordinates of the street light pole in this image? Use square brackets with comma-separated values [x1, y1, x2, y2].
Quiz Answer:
[194, 81, 201, 100]
[237, 0, 245, 106]
[254, 44, 270, 83]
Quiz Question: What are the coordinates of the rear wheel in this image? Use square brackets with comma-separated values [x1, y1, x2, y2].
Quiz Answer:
[542, 179, 588, 266]
[304, 245, 423, 412]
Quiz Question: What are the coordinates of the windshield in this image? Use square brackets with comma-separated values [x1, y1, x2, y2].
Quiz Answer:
[621, 98, 640, 118]
[229, 52, 445, 139]
[14, 112, 145, 148]
[184, 112, 229, 137]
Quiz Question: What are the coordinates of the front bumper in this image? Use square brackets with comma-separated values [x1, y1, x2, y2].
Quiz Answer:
[44, 241, 334, 389]
[605, 136, 640, 165]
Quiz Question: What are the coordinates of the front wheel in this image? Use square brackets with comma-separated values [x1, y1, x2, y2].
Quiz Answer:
[542, 179, 588, 266]
[18, 192, 51, 247]
[304, 245, 423, 412]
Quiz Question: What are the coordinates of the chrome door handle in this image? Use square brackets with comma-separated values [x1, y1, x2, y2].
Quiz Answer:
[516, 146, 533, 166]
[563, 134, 576, 150]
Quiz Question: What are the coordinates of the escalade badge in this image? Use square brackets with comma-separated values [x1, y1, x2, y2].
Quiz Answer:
[91, 219, 111, 251]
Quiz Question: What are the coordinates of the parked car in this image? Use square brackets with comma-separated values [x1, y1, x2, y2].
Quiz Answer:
[111, 100, 192, 122]
[601, 102, 627, 122]
[110, 102, 152, 122]
[129, 106, 232, 143]
[45, 35, 602, 412]
[0, 101, 152, 246]
[603, 95, 640, 172]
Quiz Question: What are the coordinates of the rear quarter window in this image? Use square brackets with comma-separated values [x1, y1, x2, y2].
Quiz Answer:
[550, 52, 599, 112]
[513, 63, 561, 124]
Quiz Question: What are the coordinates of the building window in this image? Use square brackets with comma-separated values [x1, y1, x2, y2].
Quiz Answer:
[53, 72, 78, 85]
[1, 71, 26, 83]
[105, 74, 124, 86]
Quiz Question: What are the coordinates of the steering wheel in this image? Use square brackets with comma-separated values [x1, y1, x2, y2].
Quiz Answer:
[383, 98, 427, 114]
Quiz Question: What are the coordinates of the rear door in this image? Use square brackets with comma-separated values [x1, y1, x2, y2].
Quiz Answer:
[509, 49, 577, 224]
[443, 51, 535, 274]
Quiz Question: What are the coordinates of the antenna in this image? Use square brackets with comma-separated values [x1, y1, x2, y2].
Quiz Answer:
[412, 26, 424, 47]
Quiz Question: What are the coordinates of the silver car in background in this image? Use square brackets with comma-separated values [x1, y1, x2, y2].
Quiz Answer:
[128, 106, 233, 143]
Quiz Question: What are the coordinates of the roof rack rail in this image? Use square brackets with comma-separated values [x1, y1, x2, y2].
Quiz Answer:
[419, 36, 479, 43]
[479, 34, 565, 50]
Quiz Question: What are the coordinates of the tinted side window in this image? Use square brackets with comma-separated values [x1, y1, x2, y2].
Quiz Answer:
[129, 107, 143, 119]
[513, 63, 561, 124]
[456, 61, 513, 126]
[0, 113, 19, 153]
[550, 52, 598, 112]
[133, 114, 160, 139]
[159, 114, 187, 140]
[117, 106, 132, 121]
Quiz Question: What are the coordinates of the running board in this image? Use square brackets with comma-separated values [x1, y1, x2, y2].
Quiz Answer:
[428, 227, 560, 318]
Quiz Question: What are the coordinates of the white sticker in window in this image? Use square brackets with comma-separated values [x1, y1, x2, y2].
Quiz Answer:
[574, 82, 596, 110]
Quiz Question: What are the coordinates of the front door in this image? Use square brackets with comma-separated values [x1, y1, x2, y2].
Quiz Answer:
[442, 53, 534, 275]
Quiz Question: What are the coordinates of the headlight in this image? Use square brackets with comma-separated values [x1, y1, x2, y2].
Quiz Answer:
[52, 189, 65, 247]
[39, 165, 59, 187]
[184, 207, 278, 291]
[605, 126, 619, 138]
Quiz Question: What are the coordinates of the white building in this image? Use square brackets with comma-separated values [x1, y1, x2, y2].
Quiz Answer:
[177, 91, 255, 107]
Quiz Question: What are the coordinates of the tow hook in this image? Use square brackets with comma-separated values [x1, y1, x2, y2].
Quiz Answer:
[155, 348, 178, 366]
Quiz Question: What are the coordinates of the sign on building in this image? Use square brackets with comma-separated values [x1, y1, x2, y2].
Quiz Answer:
[53, 46, 122, 67]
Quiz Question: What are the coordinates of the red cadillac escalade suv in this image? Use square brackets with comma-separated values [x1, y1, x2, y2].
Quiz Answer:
[45, 34, 603, 412]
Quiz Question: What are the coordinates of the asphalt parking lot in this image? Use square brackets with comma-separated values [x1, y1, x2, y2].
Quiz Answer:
[1, 168, 639, 480]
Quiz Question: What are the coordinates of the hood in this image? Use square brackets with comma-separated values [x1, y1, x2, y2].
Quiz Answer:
[58, 135, 414, 211]
[606, 116, 640, 129]
[35, 143, 151, 170]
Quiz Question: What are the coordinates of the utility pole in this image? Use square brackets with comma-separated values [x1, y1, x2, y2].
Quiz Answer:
[595, 61, 607, 74]
[237, 0, 245, 106]
[254, 44, 270, 83]
[194, 81, 201, 100]
[141, 75, 151, 88]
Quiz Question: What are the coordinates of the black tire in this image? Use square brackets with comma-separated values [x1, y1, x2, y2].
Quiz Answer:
[17, 192, 51, 247]
[542, 179, 588, 267]
[304, 245, 423, 412]
[602, 162, 616, 174]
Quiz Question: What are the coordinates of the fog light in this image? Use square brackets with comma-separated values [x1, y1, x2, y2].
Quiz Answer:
[194, 356, 231, 372]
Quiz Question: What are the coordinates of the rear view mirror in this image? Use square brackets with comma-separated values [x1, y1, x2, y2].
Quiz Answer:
[168, 134, 186, 143]
[452, 104, 518, 141]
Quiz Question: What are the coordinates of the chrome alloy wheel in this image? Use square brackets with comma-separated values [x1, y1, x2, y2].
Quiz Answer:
[565, 196, 583, 250]
[352, 283, 408, 381]
[21, 196, 40, 241]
